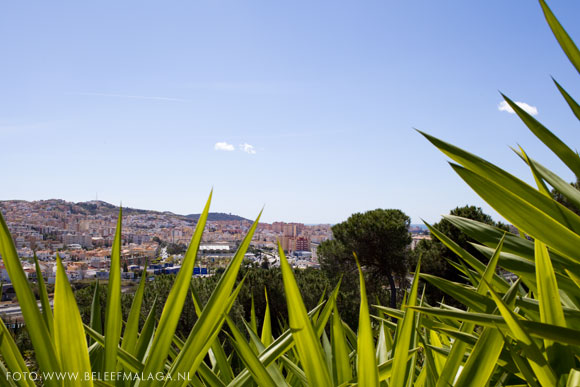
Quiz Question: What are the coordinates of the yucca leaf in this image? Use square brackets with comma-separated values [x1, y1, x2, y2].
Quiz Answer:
[261, 288, 272, 347]
[176, 275, 250, 385]
[277, 242, 332, 386]
[331, 304, 352, 385]
[380, 300, 462, 331]
[539, 0, 580, 75]
[250, 294, 258, 336]
[553, 78, 580, 122]
[453, 278, 519, 386]
[83, 324, 144, 373]
[375, 321, 388, 365]
[34, 253, 54, 338]
[135, 297, 157, 362]
[104, 207, 123, 374]
[504, 339, 542, 387]
[443, 258, 484, 287]
[566, 269, 580, 291]
[372, 306, 402, 321]
[0, 355, 19, 387]
[90, 281, 103, 337]
[483, 279, 556, 386]
[372, 311, 453, 335]
[419, 130, 580, 233]
[414, 367, 426, 387]
[197, 360, 227, 387]
[229, 289, 349, 387]
[417, 332, 439, 386]
[435, 233, 504, 387]
[138, 192, 212, 385]
[428, 330, 445, 375]
[567, 369, 580, 386]
[534, 239, 573, 373]
[427, 340, 525, 381]
[225, 315, 278, 387]
[517, 296, 580, 325]
[471, 242, 535, 274]
[424, 221, 509, 292]
[0, 211, 61, 386]
[353, 253, 379, 387]
[471, 244, 580, 308]
[341, 319, 358, 351]
[443, 215, 534, 258]
[278, 355, 308, 386]
[89, 281, 104, 371]
[0, 320, 34, 387]
[378, 349, 418, 382]
[166, 210, 261, 384]
[412, 306, 580, 348]
[311, 286, 328, 325]
[122, 264, 147, 356]
[390, 259, 421, 387]
[284, 354, 300, 386]
[450, 163, 580, 263]
[336, 349, 417, 386]
[433, 327, 476, 347]
[420, 274, 495, 313]
[453, 256, 479, 288]
[242, 320, 289, 386]
[189, 375, 206, 387]
[516, 150, 580, 210]
[228, 332, 310, 385]
[190, 286, 234, 383]
[314, 279, 341, 338]
[54, 255, 93, 387]
[445, 215, 580, 276]
[226, 332, 293, 387]
[519, 146, 552, 195]
[503, 93, 580, 179]
[405, 287, 424, 387]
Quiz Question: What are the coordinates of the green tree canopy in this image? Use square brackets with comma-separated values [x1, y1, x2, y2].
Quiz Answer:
[318, 209, 412, 310]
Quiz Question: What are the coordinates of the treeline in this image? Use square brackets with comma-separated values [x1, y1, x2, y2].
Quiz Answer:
[76, 204, 510, 337]
[74, 267, 331, 341]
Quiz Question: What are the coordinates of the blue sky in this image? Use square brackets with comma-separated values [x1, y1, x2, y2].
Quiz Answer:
[1, 1, 580, 224]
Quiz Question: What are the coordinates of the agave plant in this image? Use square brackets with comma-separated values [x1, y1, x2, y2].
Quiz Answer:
[0, 192, 414, 387]
[393, 1, 580, 385]
[0, 192, 267, 386]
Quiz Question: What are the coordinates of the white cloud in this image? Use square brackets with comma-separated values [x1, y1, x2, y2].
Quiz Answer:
[498, 100, 538, 116]
[239, 143, 256, 154]
[214, 142, 235, 151]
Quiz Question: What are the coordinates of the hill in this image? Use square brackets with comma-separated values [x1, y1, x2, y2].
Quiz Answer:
[0, 199, 249, 222]
[186, 212, 250, 222]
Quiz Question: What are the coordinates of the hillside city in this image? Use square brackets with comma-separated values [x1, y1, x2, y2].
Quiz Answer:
[0, 199, 429, 289]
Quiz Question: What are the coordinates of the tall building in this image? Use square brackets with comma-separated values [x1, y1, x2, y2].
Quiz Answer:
[279, 236, 294, 252]
[295, 236, 310, 252]
[282, 224, 296, 237]
[272, 222, 284, 233]
[279, 235, 310, 252]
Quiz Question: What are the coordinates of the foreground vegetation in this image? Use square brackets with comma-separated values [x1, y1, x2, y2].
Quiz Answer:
[1, 0, 580, 385]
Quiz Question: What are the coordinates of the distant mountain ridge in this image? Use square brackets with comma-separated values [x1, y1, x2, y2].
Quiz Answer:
[186, 213, 250, 222]
[0, 199, 250, 222]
